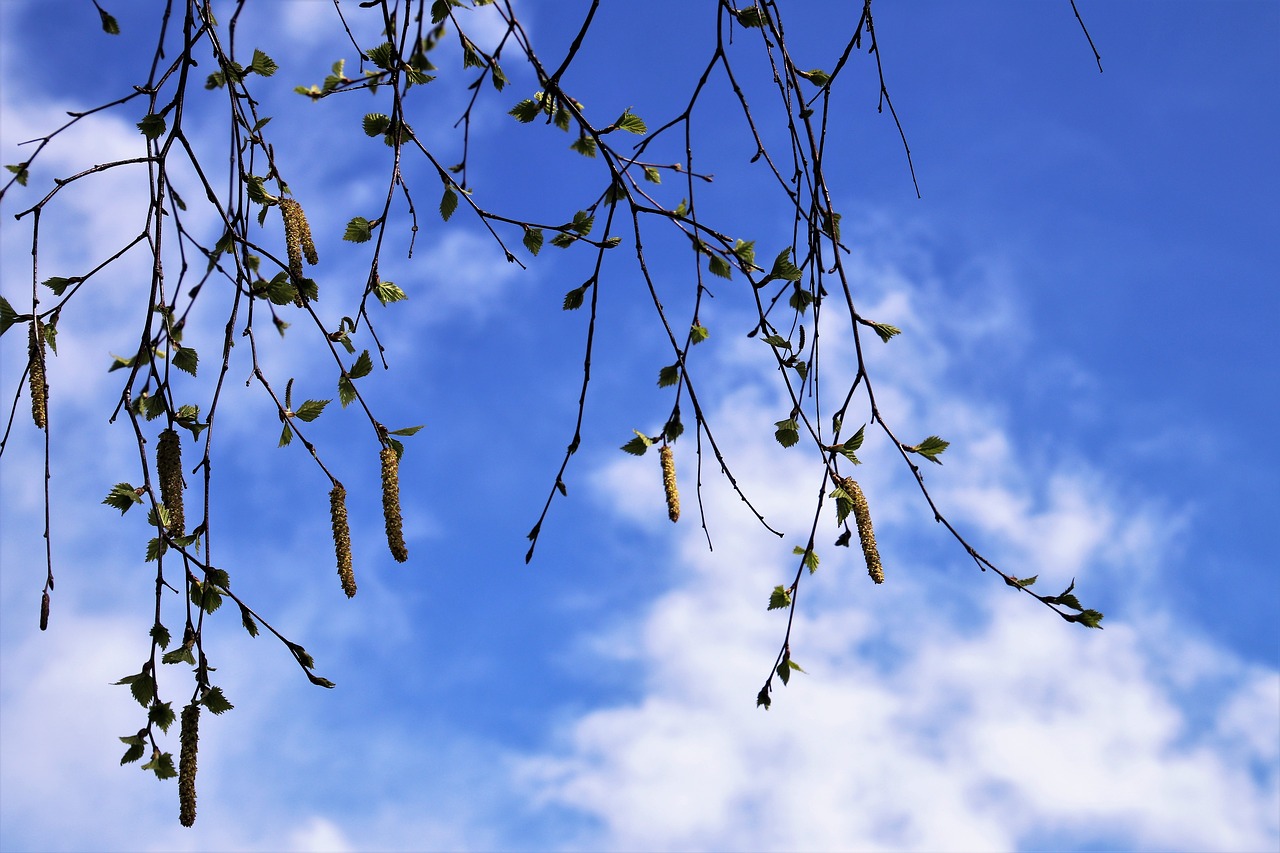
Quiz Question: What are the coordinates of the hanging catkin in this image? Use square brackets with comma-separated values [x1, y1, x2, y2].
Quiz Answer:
[840, 477, 884, 584]
[28, 319, 47, 429]
[660, 445, 680, 523]
[380, 446, 408, 562]
[156, 428, 185, 535]
[178, 702, 200, 827]
[330, 483, 356, 596]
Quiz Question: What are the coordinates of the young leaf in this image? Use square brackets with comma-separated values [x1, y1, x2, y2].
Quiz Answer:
[338, 376, 356, 407]
[293, 399, 330, 422]
[905, 435, 950, 464]
[250, 49, 278, 77]
[349, 349, 373, 379]
[278, 422, 293, 447]
[389, 425, 426, 437]
[793, 545, 820, 573]
[643, 166, 662, 184]
[239, 604, 260, 637]
[373, 280, 407, 304]
[141, 752, 177, 780]
[103, 483, 143, 514]
[440, 186, 458, 221]
[363, 113, 391, 137]
[612, 109, 647, 135]
[0, 297, 16, 336]
[522, 227, 544, 256]
[562, 285, 586, 310]
[4, 163, 29, 187]
[570, 135, 597, 157]
[137, 113, 166, 140]
[774, 418, 800, 448]
[871, 322, 901, 343]
[690, 323, 710, 344]
[172, 346, 198, 377]
[120, 741, 145, 765]
[94, 2, 120, 34]
[708, 255, 732, 280]
[343, 217, 373, 243]
[621, 430, 652, 456]
[509, 98, 541, 123]
[148, 700, 176, 733]
[657, 363, 680, 388]
[768, 585, 792, 611]
[768, 248, 803, 282]
[202, 686, 235, 714]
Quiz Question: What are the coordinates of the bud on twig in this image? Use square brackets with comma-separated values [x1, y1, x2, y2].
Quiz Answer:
[660, 444, 680, 523]
[156, 428, 185, 535]
[380, 446, 408, 562]
[840, 477, 883, 584]
[178, 702, 200, 827]
[28, 319, 47, 430]
[330, 483, 356, 597]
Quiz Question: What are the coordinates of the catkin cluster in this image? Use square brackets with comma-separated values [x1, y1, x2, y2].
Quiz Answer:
[330, 483, 356, 597]
[840, 476, 884, 584]
[28, 320, 47, 429]
[277, 197, 318, 288]
[660, 445, 680, 523]
[380, 446, 408, 562]
[178, 702, 200, 827]
[156, 429, 185, 535]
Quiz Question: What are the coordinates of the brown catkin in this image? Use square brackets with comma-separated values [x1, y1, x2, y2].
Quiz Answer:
[660, 445, 680, 523]
[28, 320, 47, 430]
[277, 198, 306, 283]
[178, 702, 200, 827]
[330, 483, 356, 597]
[39, 590, 50, 631]
[156, 428, 185, 535]
[841, 477, 884, 584]
[380, 446, 408, 563]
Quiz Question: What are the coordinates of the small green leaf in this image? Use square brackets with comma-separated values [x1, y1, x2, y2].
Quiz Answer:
[95, 3, 120, 35]
[150, 624, 171, 650]
[793, 545, 820, 573]
[6, 163, 29, 186]
[550, 232, 576, 249]
[389, 424, 425, 437]
[294, 398, 330, 422]
[798, 68, 831, 87]
[871, 322, 901, 343]
[906, 435, 950, 464]
[1007, 575, 1039, 589]
[349, 349, 373, 379]
[736, 5, 765, 27]
[708, 255, 732, 280]
[757, 685, 772, 709]
[774, 418, 800, 448]
[363, 113, 391, 137]
[278, 422, 292, 447]
[570, 210, 594, 236]
[120, 742, 145, 765]
[762, 334, 791, 350]
[141, 752, 177, 780]
[523, 227, 544, 256]
[768, 248, 802, 282]
[789, 284, 814, 314]
[373, 280, 407, 305]
[137, 113, 166, 140]
[0, 297, 17, 336]
[130, 673, 154, 708]
[643, 166, 661, 184]
[570, 134, 597, 157]
[250, 49, 278, 77]
[612, 109, 647, 135]
[190, 579, 222, 614]
[172, 346, 198, 377]
[732, 239, 757, 270]
[621, 430, 652, 456]
[103, 483, 143, 514]
[562, 285, 586, 311]
[343, 217, 373, 243]
[148, 700, 176, 733]
[768, 585, 792, 611]
[509, 98, 541, 123]
[657, 363, 680, 388]
[440, 186, 458, 221]
[202, 686, 234, 714]
[162, 645, 195, 665]
[338, 376, 356, 407]
[690, 323, 709, 345]
[1071, 610, 1105, 629]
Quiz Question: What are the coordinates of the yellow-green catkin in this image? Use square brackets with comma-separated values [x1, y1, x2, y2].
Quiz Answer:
[842, 477, 884, 584]
[156, 428, 185, 535]
[660, 444, 680, 523]
[380, 446, 408, 563]
[28, 320, 47, 430]
[178, 702, 200, 828]
[278, 197, 318, 287]
[330, 483, 356, 597]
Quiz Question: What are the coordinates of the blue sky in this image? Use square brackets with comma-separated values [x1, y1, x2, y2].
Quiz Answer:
[1, 2, 1277, 851]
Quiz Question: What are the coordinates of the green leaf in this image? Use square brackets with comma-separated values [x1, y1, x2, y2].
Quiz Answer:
[793, 545, 820, 573]
[906, 435, 950, 464]
[363, 113, 391, 137]
[663, 412, 684, 441]
[570, 134, 597, 157]
[774, 418, 800, 448]
[550, 232, 576, 249]
[621, 430, 652, 456]
[172, 346, 198, 377]
[822, 210, 842, 242]
[278, 422, 292, 447]
[643, 166, 662, 184]
[4, 163, 29, 187]
[762, 334, 791, 350]
[250, 48, 278, 77]
[522, 227, 543, 256]
[202, 686, 234, 714]
[161, 645, 195, 665]
[708, 255, 732, 280]
[0, 297, 19, 336]
[349, 349, 373, 379]
[130, 673, 154, 707]
[338, 376, 356, 407]
[562, 285, 586, 310]
[690, 323, 709, 345]
[190, 579, 222, 614]
[389, 424, 425, 437]
[141, 752, 177, 780]
[768, 585, 792, 611]
[757, 685, 772, 709]
[789, 284, 814, 314]
[570, 210, 595, 236]
[137, 113, 166, 140]
[119, 741, 145, 765]
[95, 3, 120, 35]
[373, 280, 407, 305]
[365, 42, 396, 70]
[40, 276, 74, 295]
[103, 483, 142, 514]
[1007, 575, 1039, 589]
[343, 217, 373, 243]
[612, 109, 647, 135]
[1071, 610, 1105, 629]
[294, 398, 330, 422]
[768, 248, 803, 282]
[657, 363, 680, 388]
[798, 68, 831, 87]
[736, 5, 765, 27]
[234, 603, 259, 638]
[148, 700, 176, 733]
[440, 186, 458, 221]
[871, 322, 901, 343]
[509, 98, 541, 123]
[732, 239, 757, 270]
[150, 624, 171, 650]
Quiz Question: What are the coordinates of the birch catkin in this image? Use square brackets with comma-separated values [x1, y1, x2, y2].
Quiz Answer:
[660, 444, 680, 523]
[380, 446, 408, 562]
[156, 428, 185, 535]
[277, 197, 318, 289]
[28, 319, 47, 429]
[330, 483, 356, 597]
[178, 702, 200, 827]
[841, 477, 884, 584]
